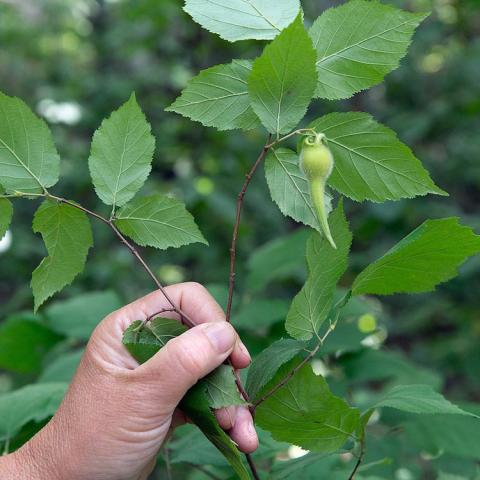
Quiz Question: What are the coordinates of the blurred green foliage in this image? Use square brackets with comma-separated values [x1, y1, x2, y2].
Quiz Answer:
[0, 0, 479, 478]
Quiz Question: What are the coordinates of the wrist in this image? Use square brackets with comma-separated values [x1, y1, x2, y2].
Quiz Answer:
[4, 420, 74, 480]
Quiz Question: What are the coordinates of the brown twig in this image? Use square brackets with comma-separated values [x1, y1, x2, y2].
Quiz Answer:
[253, 315, 340, 409]
[245, 453, 261, 480]
[225, 135, 272, 323]
[348, 438, 366, 480]
[253, 343, 321, 409]
[45, 193, 196, 329]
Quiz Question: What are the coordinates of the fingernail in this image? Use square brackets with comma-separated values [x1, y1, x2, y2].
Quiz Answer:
[204, 323, 235, 353]
[247, 418, 256, 436]
[238, 340, 252, 363]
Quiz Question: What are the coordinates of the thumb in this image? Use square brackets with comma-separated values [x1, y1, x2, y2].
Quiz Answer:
[136, 322, 237, 405]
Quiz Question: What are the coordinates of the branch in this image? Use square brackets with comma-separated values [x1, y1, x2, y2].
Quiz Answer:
[225, 135, 272, 323]
[253, 306, 344, 409]
[45, 193, 197, 329]
[245, 453, 261, 480]
[348, 437, 366, 480]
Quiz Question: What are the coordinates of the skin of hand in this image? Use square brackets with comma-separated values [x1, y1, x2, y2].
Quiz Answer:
[0, 282, 258, 480]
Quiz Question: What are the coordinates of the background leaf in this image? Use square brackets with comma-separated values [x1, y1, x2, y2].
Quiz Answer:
[265, 148, 332, 232]
[88, 93, 155, 210]
[256, 363, 360, 452]
[309, 0, 427, 99]
[183, 0, 300, 42]
[0, 383, 67, 441]
[309, 112, 446, 202]
[38, 350, 83, 384]
[166, 60, 260, 131]
[246, 228, 309, 292]
[245, 338, 305, 401]
[0, 91, 60, 194]
[232, 298, 289, 331]
[352, 218, 480, 296]
[114, 194, 207, 250]
[248, 15, 317, 134]
[45, 291, 123, 340]
[374, 384, 476, 416]
[286, 201, 352, 340]
[31, 201, 93, 311]
[0, 316, 62, 374]
[0, 197, 13, 240]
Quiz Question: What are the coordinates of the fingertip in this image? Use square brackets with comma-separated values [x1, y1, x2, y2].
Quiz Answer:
[201, 322, 237, 354]
[231, 339, 251, 369]
[215, 406, 237, 430]
[229, 407, 258, 454]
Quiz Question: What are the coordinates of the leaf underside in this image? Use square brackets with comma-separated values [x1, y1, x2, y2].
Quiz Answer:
[183, 0, 301, 42]
[114, 194, 207, 250]
[166, 60, 260, 131]
[265, 147, 332, 232]
[309, 112, 446, 203]
[0, 91, 60, 194]
[310, 0, 428, 100]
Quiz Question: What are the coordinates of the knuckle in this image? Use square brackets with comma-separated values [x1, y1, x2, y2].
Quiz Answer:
[166, 336, 210, 379]
[184, 281, 208, 295]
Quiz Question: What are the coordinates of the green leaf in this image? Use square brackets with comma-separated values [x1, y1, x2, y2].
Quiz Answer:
[170, 424, 228, 467]
[123, 318, 188, 364]
[204, 365, 247, 409]
[437, 473, 468, 480]
[0, 383, 67, 441]
[256, 363, 360, 452]
[31, 200, 93, 311]
[166, 60, 260, 131]
[233, 299, 290, 330]
[0, 91, 60, 194]
[45, 291, 123, 340]
[122, 318, 249, 479]
[0, 317, 62, 374]
[352, 218, 480, 296]
[246, 338, 305, 401]
[38, 350, 83, 384]
[265, 148, 332, 232]
[341, 348, 441, 389]
[114, 194, 207, 250]
[286, 201, 352, 340]
[124, 319, 245, 407]
[374, 384, 477, 417]
[88, 93, 155, 210]
[309, 112, 447, 202]
[183, 0, 300, 42]
[247, 228, 309, 292]
[270, 452, 338, 480]
[0, 196, 13, 239]
[309, 0, 428, 100]
[179, 383, 250, 480]
[405, 410, 480, 460]
[248, 15, 317, 135]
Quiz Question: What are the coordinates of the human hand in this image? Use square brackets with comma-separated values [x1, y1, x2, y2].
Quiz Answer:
[1, 283, 257, 480]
